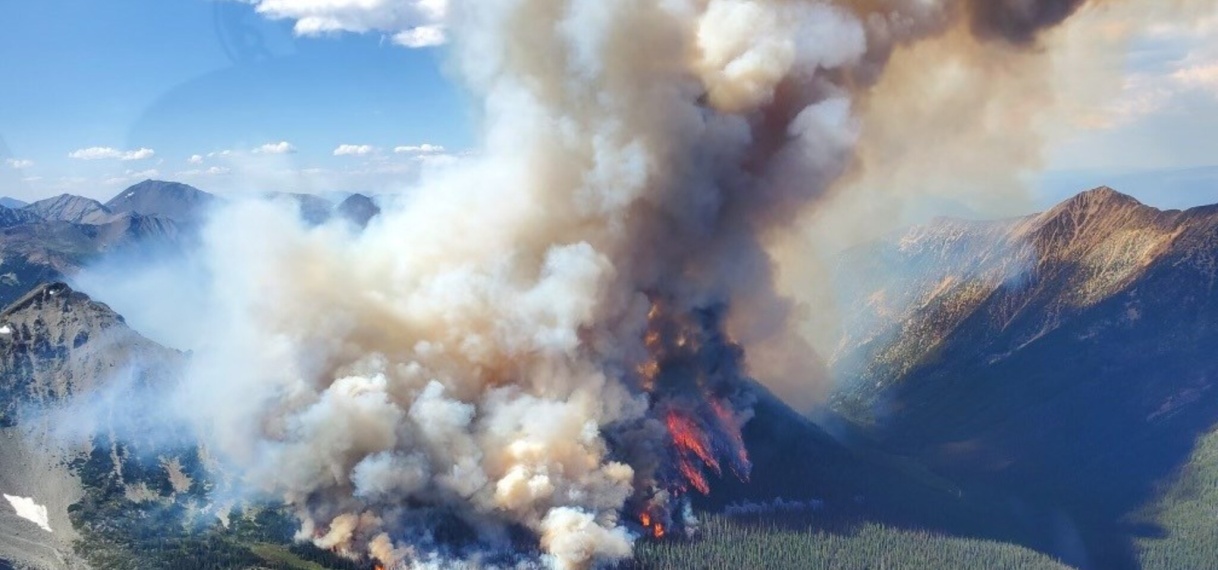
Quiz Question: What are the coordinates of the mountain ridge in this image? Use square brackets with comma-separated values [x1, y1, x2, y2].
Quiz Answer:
[104, 180, 215, 223]
[829, 186, 1218, 568]
[23, 194, 114, 225]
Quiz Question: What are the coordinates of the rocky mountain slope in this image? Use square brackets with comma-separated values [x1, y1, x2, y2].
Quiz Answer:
[0, 214, 183, 310]
[0, 283, 181, 426]
[103, 180, 215, 224]
[829, 187, 1218, 568]
[23, 195, 114, 225]
[0, 283, 184, 569]
[0, 207, 41, 230]
[0, 180, 215, 309]
[0, 180, 385, 313]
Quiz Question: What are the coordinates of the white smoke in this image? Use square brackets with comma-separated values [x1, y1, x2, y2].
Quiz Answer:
[80, 0, 1157, 568]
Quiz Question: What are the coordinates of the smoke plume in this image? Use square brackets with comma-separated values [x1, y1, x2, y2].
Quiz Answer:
[968, 0, 1093, 44]
[140, 0, 1125, 568]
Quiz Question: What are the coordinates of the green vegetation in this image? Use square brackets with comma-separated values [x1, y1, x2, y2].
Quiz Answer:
[66, 439, 369, 570]
[249, 544, 336, 570]
[625, 512, 1070, 570]
[1133, 426, 1218, 570]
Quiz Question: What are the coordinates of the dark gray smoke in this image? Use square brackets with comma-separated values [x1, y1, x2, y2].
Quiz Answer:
[968, 0, 1093, 44]
[70, 1, 1150, 569]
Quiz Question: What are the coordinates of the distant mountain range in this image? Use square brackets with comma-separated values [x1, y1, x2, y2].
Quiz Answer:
[0, 180, 382, 309]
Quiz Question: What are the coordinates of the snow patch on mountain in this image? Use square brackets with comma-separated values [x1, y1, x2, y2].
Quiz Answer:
[3, 494, 51, 533]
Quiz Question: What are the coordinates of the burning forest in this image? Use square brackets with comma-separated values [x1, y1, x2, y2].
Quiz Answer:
[89, 0, 1200, 569]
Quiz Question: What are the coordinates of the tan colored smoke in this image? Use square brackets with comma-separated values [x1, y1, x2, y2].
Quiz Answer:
[163, 0, 1205, 568]
[770, 0, 1215, 360]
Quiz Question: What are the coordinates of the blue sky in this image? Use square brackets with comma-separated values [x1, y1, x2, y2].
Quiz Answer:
[0, 0, 1215, 210]
[0, 0, 469, 200]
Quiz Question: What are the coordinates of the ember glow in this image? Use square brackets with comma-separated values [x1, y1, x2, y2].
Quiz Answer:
[665, 409, 721, 495]
[639, 509, 667, 540]
[149, 0, 1141, 568]
[634, 298, 754, 501]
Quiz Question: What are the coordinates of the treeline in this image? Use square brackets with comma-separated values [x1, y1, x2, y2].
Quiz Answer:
[66, 438, 371, 570]
[1133, 427, 1218, 570]
[623, 512, 1071, 570]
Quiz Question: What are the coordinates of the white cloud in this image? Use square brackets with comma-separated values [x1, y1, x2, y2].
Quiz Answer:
[179, 166, 233, 177]
[103, 169, 160, 185]
[1075, 15, 1218, 132]
[68, 147, 156, 161]
[334, 144, 377, 156]
[5, 158, 33, 169]
[124, 148, 156, 160]
[253, 141, 297, 155]
[393, 24, 445, 47]
[209, 150, 235, 158]
[188, 154, 205, 164]
[247, 0, 447, 48]
[1174, 63, 1218, 94]
[1076, 73, 1175, 130]
[393, 143, 445, 154]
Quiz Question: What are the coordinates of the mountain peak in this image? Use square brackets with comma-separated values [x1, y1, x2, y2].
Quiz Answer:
[1052, 186, 1144, 214]
[104, 180, 215, 223]
[336, 193, 381, 227]
[1031, 186, 1160, 237]
[0, 281, 119, 323]
[23, 193, 114, 225]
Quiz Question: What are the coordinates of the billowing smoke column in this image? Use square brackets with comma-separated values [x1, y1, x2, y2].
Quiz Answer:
[176, 0, 1098, 568]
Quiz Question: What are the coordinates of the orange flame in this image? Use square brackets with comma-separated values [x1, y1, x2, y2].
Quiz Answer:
[639, 510, 666, 539]
[665, 409, 721, 495]
[637, 296, 752, 523]
[636, 359, 660, 391]
[709, 399, 750, 477]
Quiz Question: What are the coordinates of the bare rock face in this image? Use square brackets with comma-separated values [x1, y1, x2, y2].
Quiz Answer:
[0, 283, 183, 569]
[0, 426, 88, 570]
[0, 282, 180, 427]
[0, 206, 42, 230]
[103, 180, 216, 224]
[23, 195, 115, 225]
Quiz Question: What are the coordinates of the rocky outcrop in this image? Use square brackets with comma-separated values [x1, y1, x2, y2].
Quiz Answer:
[23, 195, 114, 225]
[0, 283, 181, 427]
